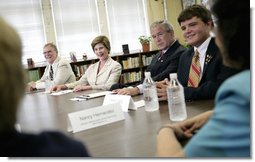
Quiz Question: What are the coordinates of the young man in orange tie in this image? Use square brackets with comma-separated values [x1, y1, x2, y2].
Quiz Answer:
[157, 5, 238, 101]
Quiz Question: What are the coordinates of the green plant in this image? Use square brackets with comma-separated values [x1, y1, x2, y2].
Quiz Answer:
[138, 35, 151, 44]
[184, 41, 191, 48]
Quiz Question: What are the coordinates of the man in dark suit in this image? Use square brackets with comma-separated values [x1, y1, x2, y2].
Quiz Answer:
[111, 20, 186, 96]
[147, 39, 185, 82]
[157, 5, 238, 101]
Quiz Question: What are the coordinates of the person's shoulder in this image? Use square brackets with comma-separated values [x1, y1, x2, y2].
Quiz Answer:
[38, 131, 78, 144]
[58, 57, 70, 65]
[175, 40, 186, 51]
[221, 70, 250, 88]
[179, 47, 193, 58]
[37, 131, 90, 156]
[176, 44, 187, 54]
[3, 130, 89, 157]
[110, 57, 121, 66]
[217, 70, 250, 100]
[207, 38, 219, 54]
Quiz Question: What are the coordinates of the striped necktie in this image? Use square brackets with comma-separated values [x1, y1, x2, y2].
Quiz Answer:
[49, 65, 54, 81]
[188, 50, 201, 87]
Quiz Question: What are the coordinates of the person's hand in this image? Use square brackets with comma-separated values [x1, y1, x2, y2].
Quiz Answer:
[166, 123, 193, 140]
[158, 110, 213, 141]
[178, 110, 213, 136]
[113, 87, 139, 96]
[156, 79, 168, 101]
[50, 85, 67, 92]
[73, 84, 92, 92]
[26, 82, 36, 91]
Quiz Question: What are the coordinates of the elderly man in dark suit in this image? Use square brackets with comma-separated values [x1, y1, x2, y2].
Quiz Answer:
[157, 5, 238, 101]
[111, 20, 186, 96]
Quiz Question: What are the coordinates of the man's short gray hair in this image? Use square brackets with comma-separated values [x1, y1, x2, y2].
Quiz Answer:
[150, 20, 174, 33]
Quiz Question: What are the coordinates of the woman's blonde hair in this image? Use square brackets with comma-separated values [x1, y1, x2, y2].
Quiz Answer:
[0, 17, 24, 131]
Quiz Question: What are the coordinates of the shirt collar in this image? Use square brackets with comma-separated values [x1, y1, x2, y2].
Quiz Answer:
[194, 37, 212, 58]
[49, 56, 60, 68]
[162, 39, 176, 54]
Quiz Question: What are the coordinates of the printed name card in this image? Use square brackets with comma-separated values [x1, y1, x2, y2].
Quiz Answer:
[68, 103, 124, 133]
[103, 94, 137, 112]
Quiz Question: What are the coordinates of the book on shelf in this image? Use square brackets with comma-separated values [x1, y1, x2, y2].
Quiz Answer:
[142, 55, 154, 66]
[122, 57, 140, 69]
[27, 70, 40, 82]
[74, 64, 90, 77]
[121, 71, 141, 84]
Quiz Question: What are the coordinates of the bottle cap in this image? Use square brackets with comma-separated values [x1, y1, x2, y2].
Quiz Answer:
[144, 72, 151, 77]
[170, 73, 177, 79]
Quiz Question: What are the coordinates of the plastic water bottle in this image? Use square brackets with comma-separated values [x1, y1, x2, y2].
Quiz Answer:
[167, 73, 187, 121]
[143, 72, 159, 112]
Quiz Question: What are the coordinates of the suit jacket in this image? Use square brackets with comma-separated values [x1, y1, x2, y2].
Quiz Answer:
[177, 38, 239, 100]
[36, 57, 76, 89]
[109, 40, 186, 91]
[146, 40, 186, 81]
[66, 57, 122, 90]
[0, 129, 90, 157]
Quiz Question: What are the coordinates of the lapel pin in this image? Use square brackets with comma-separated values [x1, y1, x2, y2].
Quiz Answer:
[205, 54, 212, 64]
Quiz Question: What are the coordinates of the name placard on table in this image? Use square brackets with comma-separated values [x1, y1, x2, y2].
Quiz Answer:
[103, 94, 145, 112]
[68, 103, 124, 133]
[103, 94, 137, 112]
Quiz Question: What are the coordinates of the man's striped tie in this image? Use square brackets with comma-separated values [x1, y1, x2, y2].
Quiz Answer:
[188, 50, 200, 87]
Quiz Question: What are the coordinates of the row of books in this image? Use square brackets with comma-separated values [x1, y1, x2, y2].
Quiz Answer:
[121, 57, 140, 69]
[26, 70, 40, 82]
[120, 71, 142, 84]
[73, 64, 90, 78]
[142, 55, 154, 66]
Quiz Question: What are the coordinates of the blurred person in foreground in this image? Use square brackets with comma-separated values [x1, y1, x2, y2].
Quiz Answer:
[51, 35, 122, 92]
[0, 17, 90, 157]
[157, 0, 250, 157]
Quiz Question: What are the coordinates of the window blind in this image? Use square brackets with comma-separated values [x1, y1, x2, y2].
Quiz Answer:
[106, 0, 148, 54]
[51, 0, 100, 59]
[0, 0, 46, 64]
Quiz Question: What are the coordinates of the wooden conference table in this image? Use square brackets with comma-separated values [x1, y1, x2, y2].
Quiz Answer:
[17, 90, 214, 157]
